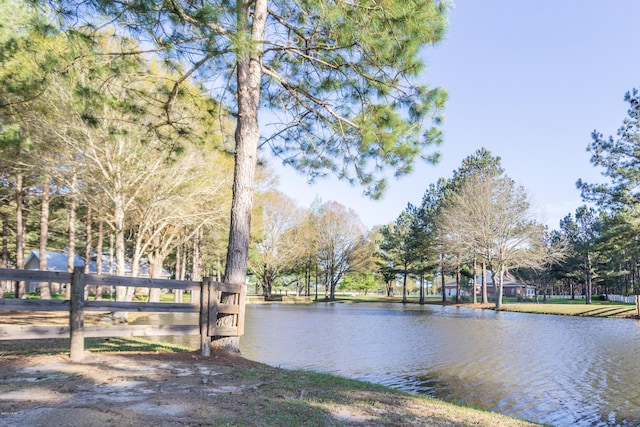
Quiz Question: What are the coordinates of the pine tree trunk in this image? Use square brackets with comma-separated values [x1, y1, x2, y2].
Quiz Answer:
[0, 213, 7, 298]
[192, 229, 202, 281]
[65, 174, 77, 300]
[214, 0, 268, 353]
[84, 207, 92, 274]
[95, 220, 104, 300]
[585, 253, 592, 304]
[114, 194, 126, 301]
[15, 173, 25, 299]
[39, 177, 51, 299]
[1, 214, 7, 269]
[632, 256, 637, 294]
[440, 253, 446, 302]
[174, 243, 182, 303]
[84, 207, 92, 299]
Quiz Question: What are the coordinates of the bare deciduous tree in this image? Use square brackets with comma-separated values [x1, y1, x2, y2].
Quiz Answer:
[440, 174, 545, 308]
[316, 202, 367, 301]
[250, 191, 305, 299]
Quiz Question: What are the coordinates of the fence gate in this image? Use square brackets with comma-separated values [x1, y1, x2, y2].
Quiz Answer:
[200, 279, 246, 355]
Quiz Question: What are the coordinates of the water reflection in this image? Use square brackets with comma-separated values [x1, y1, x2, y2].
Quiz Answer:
[134, 303, 640, 426]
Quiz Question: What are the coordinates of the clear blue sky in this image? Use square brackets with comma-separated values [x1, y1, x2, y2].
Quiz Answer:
[269, 1, 640, 230]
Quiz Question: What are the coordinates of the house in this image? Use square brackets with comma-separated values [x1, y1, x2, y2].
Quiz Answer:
[22, 250, 170, 293]
[24, 250, 85, 293]
[444, 272, 536, 299]
[25, 250, 85, 272]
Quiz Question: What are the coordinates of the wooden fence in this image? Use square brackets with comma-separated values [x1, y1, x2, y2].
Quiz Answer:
[0, 267, 245, 360]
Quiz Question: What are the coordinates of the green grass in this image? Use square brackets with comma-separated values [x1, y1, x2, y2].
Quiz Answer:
[306, 294, 639, 319]
[498, 302, 637, 318]
[3, 291, 193, 302]
[3, 292, 67, 300]
[0, 336, 192, 357]
[247, 367, 541, 427]
[317, 295, 444, 304]
[542, 297, 631, 305]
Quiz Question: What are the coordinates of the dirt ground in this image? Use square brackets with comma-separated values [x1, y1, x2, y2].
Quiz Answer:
[0, 311, 289, 426]
[0, 350, 274, 426]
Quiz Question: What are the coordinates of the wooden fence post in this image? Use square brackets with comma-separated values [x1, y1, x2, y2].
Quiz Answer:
[237, 284, 246, 336]
[200, 278, 211, 357]
[70, 267, 85, 361]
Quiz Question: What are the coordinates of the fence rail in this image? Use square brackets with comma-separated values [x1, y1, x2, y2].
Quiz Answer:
[549, 294, 638, 304]
[606, 294, 637, 304]
[0, 267, 245, 360]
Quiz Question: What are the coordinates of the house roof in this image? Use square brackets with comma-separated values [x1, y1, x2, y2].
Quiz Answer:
[25, 250, 84, 271]
[25, 251, 170, 278]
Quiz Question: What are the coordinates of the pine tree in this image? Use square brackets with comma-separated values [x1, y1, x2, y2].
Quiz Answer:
[47, 0, 449, 350]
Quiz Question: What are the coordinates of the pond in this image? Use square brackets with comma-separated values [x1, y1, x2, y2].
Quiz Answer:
[135, 303, 640, 426]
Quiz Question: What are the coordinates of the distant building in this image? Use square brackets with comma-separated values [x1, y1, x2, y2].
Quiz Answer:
[444, 272, 535, 299]
[23, 250, 85, 293]
[22, 250, 169, 293]
[24, 250, 85, 272]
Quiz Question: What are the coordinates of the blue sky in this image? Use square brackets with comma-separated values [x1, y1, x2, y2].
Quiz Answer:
[269, 1, 640, 230]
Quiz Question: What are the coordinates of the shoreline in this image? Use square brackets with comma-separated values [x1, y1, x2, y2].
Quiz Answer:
[0, 347, 542, 427]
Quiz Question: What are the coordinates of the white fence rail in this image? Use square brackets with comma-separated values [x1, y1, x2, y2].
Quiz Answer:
[550, 294, 636, 303]
[606, 295, 637, 304]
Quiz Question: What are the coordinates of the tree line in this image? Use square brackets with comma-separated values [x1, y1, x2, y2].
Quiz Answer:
[375, 87, 640, 308]
[1, 3, 237, 301]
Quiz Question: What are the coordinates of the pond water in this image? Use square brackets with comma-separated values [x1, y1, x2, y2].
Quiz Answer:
[134, 303, 640, 426]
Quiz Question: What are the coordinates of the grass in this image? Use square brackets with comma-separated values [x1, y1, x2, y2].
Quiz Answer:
[3, 292, 67, 300]
[314, 294, 444, 304]
[497, 302, 637, 318]
[211, 362, 542, 426]
[3, 291, 194, 302]
[0, 336, 192, 357]
[236, 367, 542, 426]
[322, 295, 639, 318]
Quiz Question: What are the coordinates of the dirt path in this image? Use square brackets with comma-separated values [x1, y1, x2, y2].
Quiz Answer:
[1, 351, 271, 426]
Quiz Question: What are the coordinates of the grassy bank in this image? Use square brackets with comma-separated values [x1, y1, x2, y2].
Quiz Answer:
[311, 294, 639, 318]
[496, 302, 637, 318]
